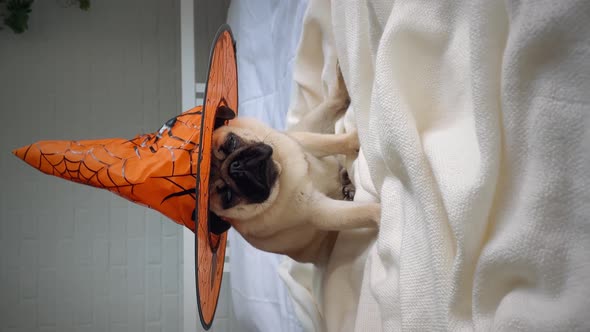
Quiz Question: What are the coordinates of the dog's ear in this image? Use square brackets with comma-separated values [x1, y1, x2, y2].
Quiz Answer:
[215, 106, 236, 129]
[217, 106, 236, 120]
[209, 212, 231, 235]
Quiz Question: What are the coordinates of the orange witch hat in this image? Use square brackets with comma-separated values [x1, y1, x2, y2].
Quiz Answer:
[13, 25, 238, 330]
[13, 106, 211, 232]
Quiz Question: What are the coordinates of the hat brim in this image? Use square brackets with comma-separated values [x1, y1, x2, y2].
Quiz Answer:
[195, 24, 238, 330]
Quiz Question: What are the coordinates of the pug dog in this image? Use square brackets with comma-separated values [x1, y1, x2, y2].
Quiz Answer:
[209, 72, 380, 265]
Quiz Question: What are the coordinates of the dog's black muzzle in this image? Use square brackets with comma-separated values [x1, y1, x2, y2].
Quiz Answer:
[228, 143, 278, 203]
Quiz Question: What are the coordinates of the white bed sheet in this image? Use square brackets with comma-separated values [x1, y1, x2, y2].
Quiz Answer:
[226, 1, 308, 331]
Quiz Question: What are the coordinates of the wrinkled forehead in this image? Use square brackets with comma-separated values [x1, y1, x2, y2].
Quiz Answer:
[212, 125, 261, 144]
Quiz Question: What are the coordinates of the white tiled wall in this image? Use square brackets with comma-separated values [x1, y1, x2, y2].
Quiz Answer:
[0, 0, 185, 331]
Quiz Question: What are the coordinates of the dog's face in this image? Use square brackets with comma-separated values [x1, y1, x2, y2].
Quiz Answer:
[209, 124, 281, 220]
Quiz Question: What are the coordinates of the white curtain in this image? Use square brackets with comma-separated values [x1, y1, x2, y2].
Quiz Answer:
[226, 0, 309, 331]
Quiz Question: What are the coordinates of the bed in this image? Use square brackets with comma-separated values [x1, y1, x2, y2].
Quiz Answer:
[281, 0, 590, 331]
[227, 0, 590, 331]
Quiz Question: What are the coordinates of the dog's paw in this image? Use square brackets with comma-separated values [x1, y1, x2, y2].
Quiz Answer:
[368, 203, 381, 228]
[338, 97, 351, 113]
[342, 183, 356, 201]
[339, 167, 356, 201]
[325, 94, 350, 119]
[326, 65, 350, 115]
[333, 64, 349, 102]
[345, 130, 360, 154]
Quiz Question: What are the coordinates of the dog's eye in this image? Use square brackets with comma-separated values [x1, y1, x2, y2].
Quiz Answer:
[222, 188, 234, 209]
[222, 133, 238, 154]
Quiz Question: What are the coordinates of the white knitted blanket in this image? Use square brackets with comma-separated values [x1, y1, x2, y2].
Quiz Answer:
[282, 0, 590, 331]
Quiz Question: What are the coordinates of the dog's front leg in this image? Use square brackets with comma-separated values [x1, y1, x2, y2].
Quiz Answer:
[308, 192, 381, 231]
[288, 131, 359, 158]
[289, 66, 350, 134]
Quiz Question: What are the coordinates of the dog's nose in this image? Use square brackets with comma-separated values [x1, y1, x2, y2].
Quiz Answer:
[229, 159, 243, 175]
[228, 143, 273, 179]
